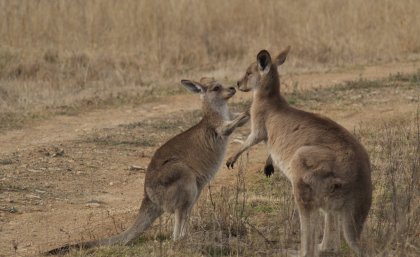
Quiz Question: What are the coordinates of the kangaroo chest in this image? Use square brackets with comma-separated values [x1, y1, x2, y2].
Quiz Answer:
[268, 147, 292, 181]
[266, 129, 296, 181]
[195, 139, 228, 186]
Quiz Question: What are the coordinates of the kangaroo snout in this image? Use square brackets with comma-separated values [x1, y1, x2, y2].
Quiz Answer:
[236, 80, 252, 92]
[225, 86, 236, 98]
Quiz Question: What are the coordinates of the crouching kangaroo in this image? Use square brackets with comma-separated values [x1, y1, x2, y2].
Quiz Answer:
[46, 78, 249, 255]
[226, 47, 372, 257]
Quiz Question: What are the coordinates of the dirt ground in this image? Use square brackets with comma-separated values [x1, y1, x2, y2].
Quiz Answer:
[0, 61, 419, 257]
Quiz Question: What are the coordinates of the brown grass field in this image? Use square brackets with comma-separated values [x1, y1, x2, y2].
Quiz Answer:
[0, 1, 419, 257]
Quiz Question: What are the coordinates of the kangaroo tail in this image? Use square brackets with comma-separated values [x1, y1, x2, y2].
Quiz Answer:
[45, 196, 163, 255]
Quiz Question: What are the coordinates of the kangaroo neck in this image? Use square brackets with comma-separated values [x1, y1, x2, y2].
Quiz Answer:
[201, 101, 230, 127]
[254, 67, 288, 108]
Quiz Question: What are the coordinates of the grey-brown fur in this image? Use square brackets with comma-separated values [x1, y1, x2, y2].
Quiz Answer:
[46, 78, 249, 255]
[226, 47, 372, 257]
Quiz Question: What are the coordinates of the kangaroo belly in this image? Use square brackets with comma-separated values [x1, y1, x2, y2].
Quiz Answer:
[202, 145, 227, 182]
[188, 139, 228, 188]
[270, 152, 292, 180]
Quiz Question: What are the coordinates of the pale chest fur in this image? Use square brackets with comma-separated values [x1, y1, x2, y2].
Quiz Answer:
[264, 112, 295, 181]
[269, 148, 292, 181]
[250, 100, 268, 140]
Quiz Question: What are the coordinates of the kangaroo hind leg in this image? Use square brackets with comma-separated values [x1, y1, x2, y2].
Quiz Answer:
[173, 206, 193, 241]
[319, 210, 341, 254]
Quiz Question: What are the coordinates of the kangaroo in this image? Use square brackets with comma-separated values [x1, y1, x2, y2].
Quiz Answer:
[226, 47, 372, 257]
[46, 78, 249, 255]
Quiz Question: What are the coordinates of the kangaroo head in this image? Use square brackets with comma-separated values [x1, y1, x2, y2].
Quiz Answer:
[237, 46, 290, 92]
[181, 78, 236, 120]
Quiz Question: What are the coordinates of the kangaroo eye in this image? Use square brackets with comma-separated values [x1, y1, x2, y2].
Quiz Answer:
[213, 85, 221, 91]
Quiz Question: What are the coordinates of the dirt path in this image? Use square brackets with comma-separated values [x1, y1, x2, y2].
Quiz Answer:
[0, 62, 420, 154]
[1, 61, 419, 155]
[0, 95, 200, 155]
[0, 61, 419, 257]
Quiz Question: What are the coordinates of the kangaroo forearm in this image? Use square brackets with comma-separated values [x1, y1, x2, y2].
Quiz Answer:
[235, 133, 262, 157]
[217, 113, 249, 136]
[218, 122, 238, 136]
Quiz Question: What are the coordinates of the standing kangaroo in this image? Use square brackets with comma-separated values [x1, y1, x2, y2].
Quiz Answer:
[226, 47, 372, 257]
[47, 78, 249, 255]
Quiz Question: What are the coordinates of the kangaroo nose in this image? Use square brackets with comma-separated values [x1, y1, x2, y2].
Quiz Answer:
[236, 81, 240, 87]
[229, 87, 236, 93]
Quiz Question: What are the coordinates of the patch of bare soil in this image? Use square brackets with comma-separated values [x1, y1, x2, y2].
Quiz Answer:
[0, 62, 419, 256]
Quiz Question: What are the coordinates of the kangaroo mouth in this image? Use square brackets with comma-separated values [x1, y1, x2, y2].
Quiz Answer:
[238, 87, 251, 92]
[225, 89, 236, 99]
[227, 92, 235, 99]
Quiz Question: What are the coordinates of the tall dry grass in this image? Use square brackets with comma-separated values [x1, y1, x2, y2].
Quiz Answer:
[0, 0, 419, 129]
[1, 0, 420, 67]
[358, 114, 420, 256]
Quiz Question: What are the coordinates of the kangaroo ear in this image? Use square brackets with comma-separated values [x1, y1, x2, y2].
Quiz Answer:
[274, 45, 291, 66]
[181, 80, 207, 94]
[199, 77, 215, 84]
[257, 50, 272, 74]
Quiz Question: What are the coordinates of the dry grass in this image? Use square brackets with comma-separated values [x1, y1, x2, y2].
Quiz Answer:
[357, 114, 419, 257]
[1, 0, 420, 131]
[1, 0, 419, 66]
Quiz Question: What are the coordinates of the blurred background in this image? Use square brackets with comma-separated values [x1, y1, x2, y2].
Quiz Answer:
[2, 0, 420, 66]
[1, 0, 419, 128]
